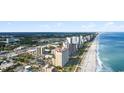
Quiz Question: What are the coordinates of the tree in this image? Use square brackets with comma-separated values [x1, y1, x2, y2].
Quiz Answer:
[55, 66, 63, 72]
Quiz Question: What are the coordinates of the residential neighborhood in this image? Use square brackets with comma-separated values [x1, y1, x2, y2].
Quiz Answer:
[0, 32, 97, 72]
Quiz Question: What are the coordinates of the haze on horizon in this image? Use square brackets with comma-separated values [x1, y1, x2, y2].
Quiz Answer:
[0, 21, 124, 32]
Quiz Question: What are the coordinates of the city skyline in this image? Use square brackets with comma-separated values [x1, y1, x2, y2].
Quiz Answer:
[1, 21, 124, 32]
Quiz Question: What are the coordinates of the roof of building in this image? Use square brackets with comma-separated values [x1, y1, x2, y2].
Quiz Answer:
[55, 47, 68, 52]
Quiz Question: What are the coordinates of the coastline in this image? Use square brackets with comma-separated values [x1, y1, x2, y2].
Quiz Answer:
[95, 34, 102, 72]
[96, 33, 113, 72]
[79, 36, 99, 72]
[96, 34, 104, 72]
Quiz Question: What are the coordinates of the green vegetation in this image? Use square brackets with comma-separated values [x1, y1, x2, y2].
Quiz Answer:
[64, 57, 80, 72]
[0, 42, 6, 51]
[78, 42, 91, 56]
[55, 66, 63, 72]
[31, 65, 40, 72]
[0, 43, 19, 51]
[15, 53, 34, 64]
[19, 37, 38, 45]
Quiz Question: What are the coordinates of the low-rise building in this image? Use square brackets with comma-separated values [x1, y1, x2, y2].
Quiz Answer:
[44, 54, 53, 59]
[27, 48, 37, 56]
[0, 60, 14, 70]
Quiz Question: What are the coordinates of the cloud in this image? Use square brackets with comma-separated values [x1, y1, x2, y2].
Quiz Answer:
[40, 22, 63, 29]
[80, 22, 124, 32]
[57, 22, 63, 27]
[81, 23, 96, 30]
[1, 21, 124, 32]
[53, 22, 63, 28]
[105, 22, 114, 26]
[7, 22, 11, 25]
[81, 25, 87, 28]
[87, 23, 96, 28]
[40, 24, 49, 28]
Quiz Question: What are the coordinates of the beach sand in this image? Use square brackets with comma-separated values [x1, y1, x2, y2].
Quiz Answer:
[79, 39, 98, 72]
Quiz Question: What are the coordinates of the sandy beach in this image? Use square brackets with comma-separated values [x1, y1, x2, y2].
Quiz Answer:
[79, 38, 98, 72]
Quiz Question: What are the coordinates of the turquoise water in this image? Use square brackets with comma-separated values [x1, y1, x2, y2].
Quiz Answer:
[98, 32, 124, 72]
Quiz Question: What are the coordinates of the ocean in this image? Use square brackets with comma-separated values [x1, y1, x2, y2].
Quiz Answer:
[97, 32, 124, 72]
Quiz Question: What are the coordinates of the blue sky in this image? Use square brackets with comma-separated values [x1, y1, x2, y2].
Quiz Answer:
[0, 21, 124, 32]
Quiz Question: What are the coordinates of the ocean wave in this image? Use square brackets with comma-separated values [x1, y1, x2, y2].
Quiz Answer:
[96, 35, 113, 72]
[96, 50, 113, 72]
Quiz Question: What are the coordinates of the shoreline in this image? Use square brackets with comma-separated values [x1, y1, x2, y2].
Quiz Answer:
[95, 34, 101, 72]
[95, 33, 114, 72]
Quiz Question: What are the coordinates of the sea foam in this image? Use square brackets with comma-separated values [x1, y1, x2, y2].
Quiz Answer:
[96, 34, 113, 72]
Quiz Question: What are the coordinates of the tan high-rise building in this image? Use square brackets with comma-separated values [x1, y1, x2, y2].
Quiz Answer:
[54, 47, 69, 67]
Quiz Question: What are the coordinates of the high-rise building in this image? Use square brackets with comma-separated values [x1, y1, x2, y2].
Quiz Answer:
[66, 37, 72, 44]
[66, 36, 83, 45]
[36, 46, 43, 57]
[85, 35, 91, 41]
[54, 47, 69, 67]
[72, 36, 77, 44]
[79, 35, 84, 44]
[83, 36, 87, 42]
[68, 44, 77, 56]
[62, 41, 69, 48]
[72, 36, 81, 44]
[66, 36, 84, 54]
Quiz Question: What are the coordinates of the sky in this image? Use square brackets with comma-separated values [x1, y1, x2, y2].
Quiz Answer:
[0, 21, 124, 32]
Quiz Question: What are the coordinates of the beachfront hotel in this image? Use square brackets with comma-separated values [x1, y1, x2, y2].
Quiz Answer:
[54, 47, 69, 67]
[65, 36, 84, 55]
